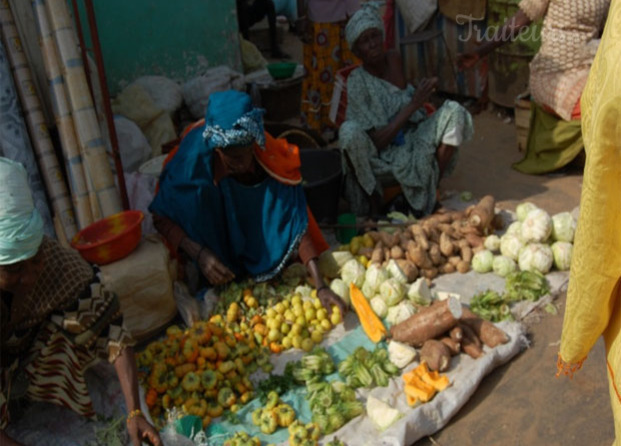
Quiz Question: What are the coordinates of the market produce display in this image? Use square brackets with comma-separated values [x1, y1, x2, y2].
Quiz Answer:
[135, 196, 574, 446]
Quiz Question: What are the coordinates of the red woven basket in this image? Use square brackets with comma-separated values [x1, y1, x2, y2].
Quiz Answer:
[71, 210, 144, 265]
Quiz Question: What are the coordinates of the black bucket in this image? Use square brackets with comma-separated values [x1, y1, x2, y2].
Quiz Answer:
[299, 148, 342, 224]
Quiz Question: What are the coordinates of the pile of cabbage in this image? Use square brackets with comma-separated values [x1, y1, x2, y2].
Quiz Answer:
[472, 202, 576, 277]
[318, 251, 433, 326]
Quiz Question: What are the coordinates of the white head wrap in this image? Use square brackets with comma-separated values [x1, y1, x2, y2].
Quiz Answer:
[0, 157, 44, 265]
[345, 2, 385, 49]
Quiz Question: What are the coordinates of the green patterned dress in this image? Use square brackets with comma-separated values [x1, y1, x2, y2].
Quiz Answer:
[339, 67, 473, 215]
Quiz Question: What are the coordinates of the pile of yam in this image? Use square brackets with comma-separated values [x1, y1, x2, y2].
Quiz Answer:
[359, 195, 502, 282]
[389, 297, 510, 372]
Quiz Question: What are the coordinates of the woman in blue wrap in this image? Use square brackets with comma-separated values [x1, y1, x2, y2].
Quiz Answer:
[150, 90, 345, 314]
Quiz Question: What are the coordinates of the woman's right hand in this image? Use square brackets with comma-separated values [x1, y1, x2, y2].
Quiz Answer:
[197, 247, 235, 285]
[457, 52, 480, 70]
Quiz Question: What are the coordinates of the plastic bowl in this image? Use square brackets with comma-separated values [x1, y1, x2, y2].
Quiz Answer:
[71, 210, 144, 265]
[267, 62, 297, 80]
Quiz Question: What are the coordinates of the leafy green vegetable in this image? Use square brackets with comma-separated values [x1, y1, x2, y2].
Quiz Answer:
[256, 370, 296, 403]
[470, 290, 513, 322]
[505, 270, 550, 302]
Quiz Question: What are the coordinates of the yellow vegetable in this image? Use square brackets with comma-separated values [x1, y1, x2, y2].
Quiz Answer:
[349, 283, 387, 343]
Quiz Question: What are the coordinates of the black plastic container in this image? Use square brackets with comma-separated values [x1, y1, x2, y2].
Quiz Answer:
[299, 148, 342, 224]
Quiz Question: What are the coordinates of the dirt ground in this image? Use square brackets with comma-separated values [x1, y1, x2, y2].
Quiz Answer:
[266, 26, 617, 446]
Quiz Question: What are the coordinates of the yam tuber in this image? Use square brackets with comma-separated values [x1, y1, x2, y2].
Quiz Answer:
[461, 307, 509, 348]
[408, 243, 433, 269]
[468, 195, 496, 234]
[459, 322, 484, 359]
[440, 336, 461, 356]
[464, 233, 484, 248]
[428, 244, 444, 266]
[438, 263, 456, 274]
[390, 245, 405, 260]
[396, 259, 419, 282]
[410, 225, 430, 250]
[456, 261, 470, 274]
[390, 297, 463, 347]
[421, 267, 439, 280]
[420, 339, 452, 372]
[439, 232, 455, 257]
[449, 325, 463, 343]
[371, 246, 384, 264]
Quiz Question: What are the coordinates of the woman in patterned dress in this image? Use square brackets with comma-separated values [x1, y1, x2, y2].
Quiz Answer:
[338, 4, 474, 217]
[0, 157, 160, 446]
[458, 0, 610, 174]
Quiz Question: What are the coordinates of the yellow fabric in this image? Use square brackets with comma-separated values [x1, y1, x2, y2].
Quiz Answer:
[558, 0, 621, 441]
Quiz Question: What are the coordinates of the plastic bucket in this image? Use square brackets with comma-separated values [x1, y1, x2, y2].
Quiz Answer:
[299, 148, 342, 224]
[335, 213, 357, 244]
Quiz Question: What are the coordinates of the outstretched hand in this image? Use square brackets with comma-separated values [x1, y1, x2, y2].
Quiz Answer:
[317, 287, 347, 316]
[456, 52, 480, 71]
[411, 77, 439, 108]
[127, 415, 161, 446]
[198, 247, 235, 285]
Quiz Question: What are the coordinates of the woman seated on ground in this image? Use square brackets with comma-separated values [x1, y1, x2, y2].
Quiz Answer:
[338, 3, 473, 218]
[0, 158, 161, 446]
[150, 90, 345, 314]
[458, 0, 610, 174]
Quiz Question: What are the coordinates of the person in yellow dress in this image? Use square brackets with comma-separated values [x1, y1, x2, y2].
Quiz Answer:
[557, 0, 621, 442]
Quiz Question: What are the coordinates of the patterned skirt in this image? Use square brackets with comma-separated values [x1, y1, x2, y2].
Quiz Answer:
[0, 277, 133, 428]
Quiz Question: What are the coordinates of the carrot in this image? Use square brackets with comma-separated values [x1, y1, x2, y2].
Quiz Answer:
[389, 297, 463, 347]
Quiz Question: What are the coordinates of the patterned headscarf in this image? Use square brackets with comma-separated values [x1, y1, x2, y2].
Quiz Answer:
[345, 1, 385, 49]
[0, 157, 44, 265]
[202, 90, 266, 149]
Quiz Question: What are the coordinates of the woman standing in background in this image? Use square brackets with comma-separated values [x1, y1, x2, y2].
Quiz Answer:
[298, 0, 360, 141]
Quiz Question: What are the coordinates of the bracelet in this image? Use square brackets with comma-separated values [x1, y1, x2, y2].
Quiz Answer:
[126, 409, 144, 425]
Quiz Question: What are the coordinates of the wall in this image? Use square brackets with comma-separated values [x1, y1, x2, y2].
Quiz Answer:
[73, 0, 242, 95]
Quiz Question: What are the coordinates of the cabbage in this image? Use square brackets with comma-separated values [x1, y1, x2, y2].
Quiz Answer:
[518, 243, 553, 274]
[516, 202, 539, 222]
[364, 264, 390, 294]
[505, 221, 522, 237]
[484, 234, 501, 252]
[294, 284, 313, 299]
[370, 297, 388, 318]
[407, 277, 432, 306]
[361, 281, 376, 299]
[386, 259, 408, 284]
[551, 212, 577, 242]
[379, 278, 405, 306]
[521, 208, 552, 243]
[366, 396, 403, 431]
[318, 250, 354, 279]
[385, 301, 417, 326]
[387, 341, 417, 369]
[493, 255, 517, 277]
[551, 241, 573, 271]
[500, 234, 525, 260]
[341, 258, 366, 288]
[472, 249, 494, 273]
[329, 278, 350, 306]
[282, 262, 307, 286]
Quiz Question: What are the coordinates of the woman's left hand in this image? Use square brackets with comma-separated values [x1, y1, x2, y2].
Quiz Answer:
[317, 287, 347, 316]
[127, 415, 161, 446]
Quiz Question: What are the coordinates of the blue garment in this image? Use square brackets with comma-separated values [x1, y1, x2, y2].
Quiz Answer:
[149, 126, 308, 282]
